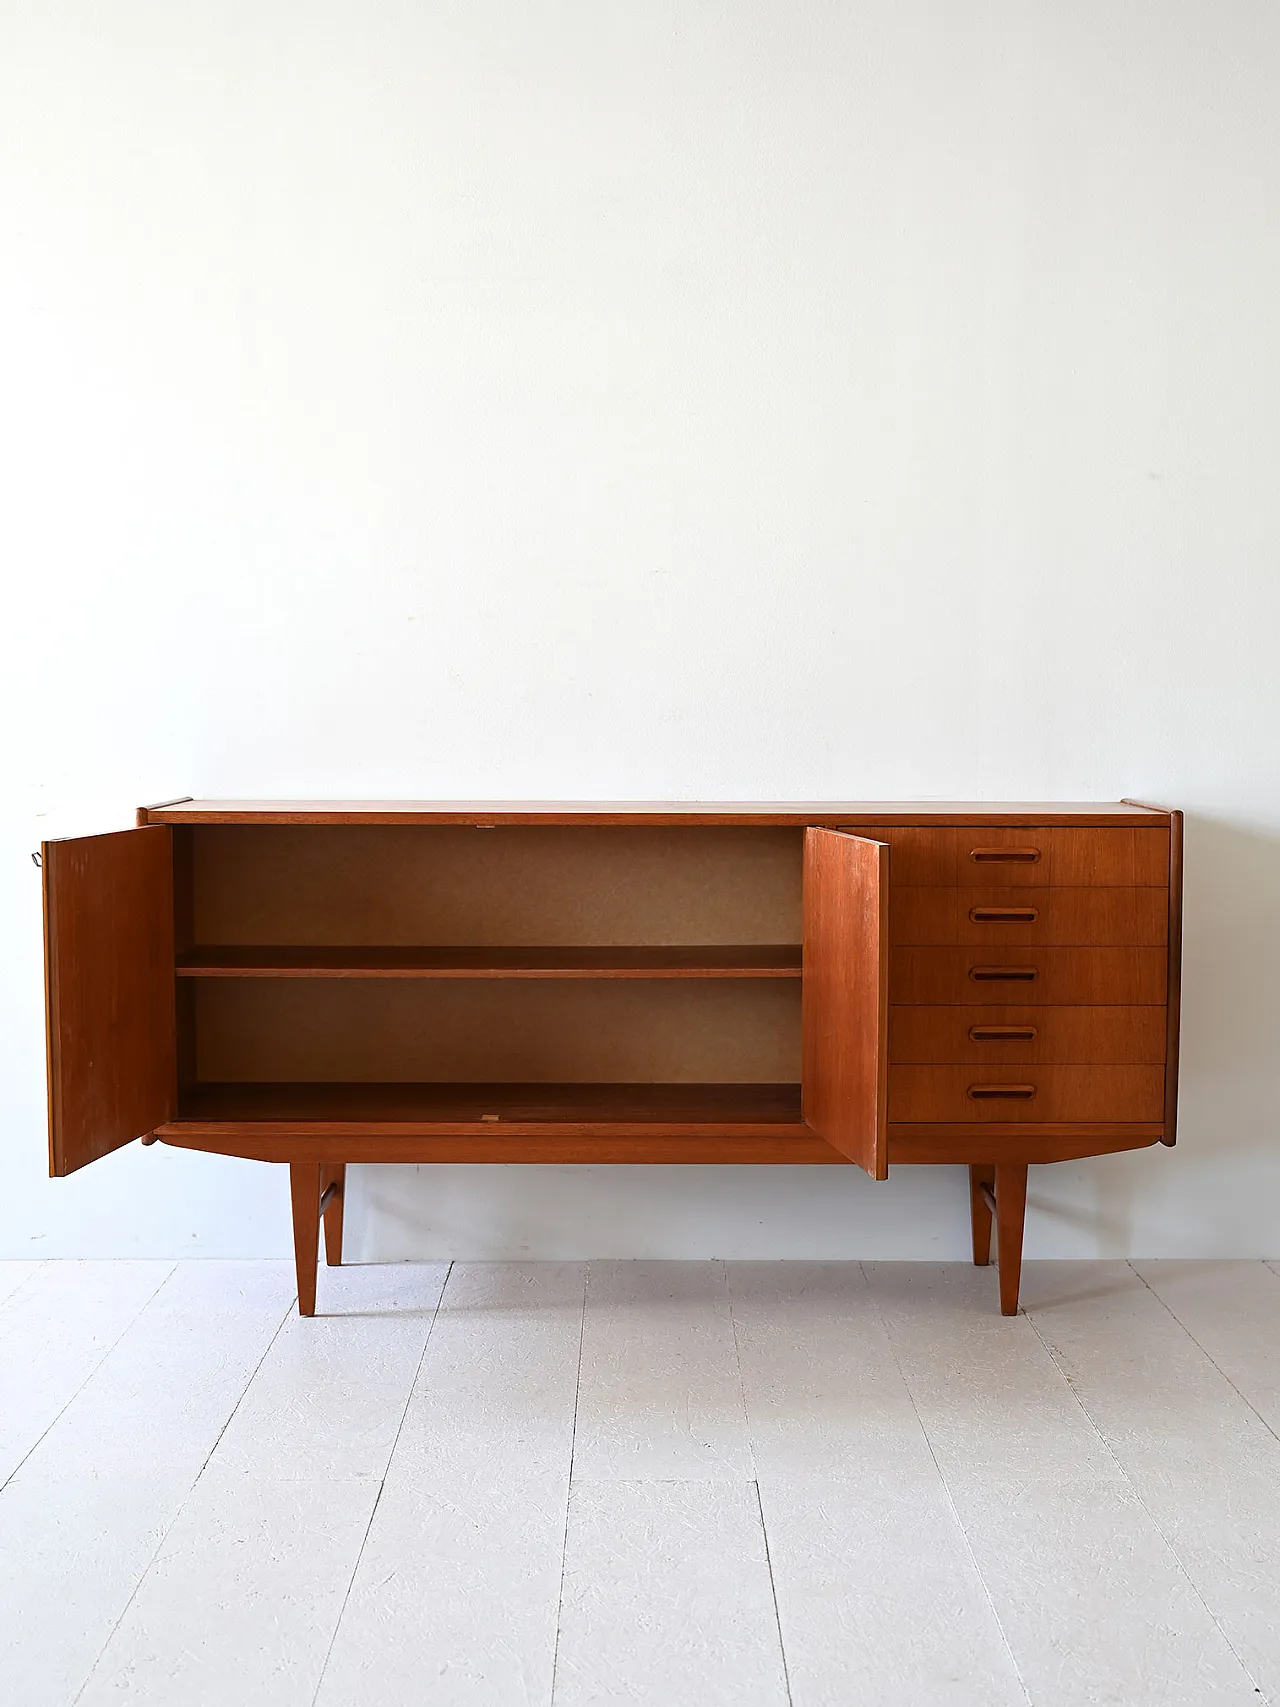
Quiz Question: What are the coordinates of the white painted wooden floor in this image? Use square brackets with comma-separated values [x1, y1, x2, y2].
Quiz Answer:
[2, 1259, 1280, 1706]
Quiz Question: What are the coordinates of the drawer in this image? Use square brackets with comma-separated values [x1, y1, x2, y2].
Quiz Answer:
[1049, 828, 1171, 886]
[889, 1005, 1168, 1065]
[888, 1065, 1166, 1122]
[956, 827, 1169, 887]
[837, 826, 955, 885]
[844, 826, 1170, 886]
[890, 886, 1167, 946]
[890, 946, 1168, 1005]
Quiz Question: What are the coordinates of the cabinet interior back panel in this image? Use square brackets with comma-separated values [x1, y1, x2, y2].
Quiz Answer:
[194, 979, 803, 1083]
[192, 827, 803, 947]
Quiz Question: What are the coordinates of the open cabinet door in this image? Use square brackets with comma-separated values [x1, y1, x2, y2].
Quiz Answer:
[43, 827, 177, 1176]
[802, 829, 890, 1178]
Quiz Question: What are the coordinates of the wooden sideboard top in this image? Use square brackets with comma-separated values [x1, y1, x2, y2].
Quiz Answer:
[138, 800, 1171, 827]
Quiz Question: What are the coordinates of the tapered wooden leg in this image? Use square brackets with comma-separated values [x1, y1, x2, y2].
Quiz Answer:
[969, 1164, 995, 1266]
[994, 1162, 1028, 1316]
[321, 1163, 346, 1266]
[289, 1163, 322, 1317]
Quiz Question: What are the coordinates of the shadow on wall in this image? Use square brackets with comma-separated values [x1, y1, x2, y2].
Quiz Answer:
[1029, 810, 1280, 1258]
[347, 810, 1280, 1263]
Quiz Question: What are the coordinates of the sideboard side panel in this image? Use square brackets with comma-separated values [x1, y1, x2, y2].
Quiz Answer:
[1161, 808, 1184, 1144]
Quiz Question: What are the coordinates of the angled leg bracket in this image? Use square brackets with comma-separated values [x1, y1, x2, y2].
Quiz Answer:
[968, 1162, 1028, 1315]
[290, 1162, 348, 1316]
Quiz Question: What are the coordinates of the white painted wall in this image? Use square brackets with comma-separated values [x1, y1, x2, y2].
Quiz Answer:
[2, 0, 1278, 1262]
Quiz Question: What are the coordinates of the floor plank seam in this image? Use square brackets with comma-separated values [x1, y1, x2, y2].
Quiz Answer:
[752, 1479, 795, 1707]
[66, 1279, 296, 1707]
[550, 1261, 590, 1706]
[1129, 1260, 1280, 1450]
[0, 1261, 179, 1499]
[721, 1261, 760, 1478]
[182, 1290, 298, 1483]
[1022, 1292, 1271, 1702]
[0, 1262, 46, 1314]
[722, 1267, 789, 1704]
[308, 1258, 453, 1707]
[859, 1263, 1036, 1707]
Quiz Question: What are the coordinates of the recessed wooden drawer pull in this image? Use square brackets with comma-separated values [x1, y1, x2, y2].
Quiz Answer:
[968, 1084, 1037, 1100]
[969, 965, 1038, 982]
[969, 1024, 1038, 1042]
[969, 906, 1038, 924]
[969, 847, 1041, 864]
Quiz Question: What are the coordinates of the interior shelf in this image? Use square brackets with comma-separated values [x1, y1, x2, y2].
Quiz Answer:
[176, 945, 803, 979]
[175, 1081, 805, 1126]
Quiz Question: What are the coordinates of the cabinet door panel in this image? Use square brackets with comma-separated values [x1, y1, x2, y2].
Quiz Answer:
[802, 829, 889, 1177]
[44, 827, 176, 1176]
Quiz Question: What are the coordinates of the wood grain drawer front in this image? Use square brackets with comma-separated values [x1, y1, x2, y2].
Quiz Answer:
[889, 1005, 1167, 1065]
[889, 1065, 1165, 1122]
[836, 826, 956, 885]
[890, 947, 1167, 1005]
[890, 887, 1167, 946]
[842, 826, 1170, 886]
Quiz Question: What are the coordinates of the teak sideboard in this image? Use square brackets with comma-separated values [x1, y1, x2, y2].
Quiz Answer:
[41, 800, 1182, 1316]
